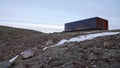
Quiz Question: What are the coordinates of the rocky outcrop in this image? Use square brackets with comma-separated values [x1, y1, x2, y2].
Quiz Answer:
[0, 29, 120, 68]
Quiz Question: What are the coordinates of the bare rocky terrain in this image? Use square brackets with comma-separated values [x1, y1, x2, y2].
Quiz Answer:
[0, 25, 120, 68]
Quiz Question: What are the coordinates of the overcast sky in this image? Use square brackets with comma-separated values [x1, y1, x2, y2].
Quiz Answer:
[0, 0, 120, 33]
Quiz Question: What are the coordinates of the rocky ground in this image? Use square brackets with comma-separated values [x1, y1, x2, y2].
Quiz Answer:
[0, 26, 120, 68]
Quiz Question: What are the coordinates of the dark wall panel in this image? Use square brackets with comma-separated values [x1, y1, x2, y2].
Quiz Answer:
[65, 17, 108, 31]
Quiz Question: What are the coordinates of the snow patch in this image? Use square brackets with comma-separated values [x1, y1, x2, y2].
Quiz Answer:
[68, 32, 120, 42]
[56, 39, 68, 45]
[9, 55, 19, 63]
[42, 47, 50, 51]
[43, 32, 120, 50]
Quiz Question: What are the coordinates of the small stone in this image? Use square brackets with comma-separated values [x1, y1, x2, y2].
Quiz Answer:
[46, 40, 53, 45]
[21, 50, 34, 59]
[90, 62, 93, 64]
[105, 49, 108, 51]
[93, 65, 97, 67]
[90, 64, 97, 68]
[103, 41, 110, 46]
[33, 47, 37, 50]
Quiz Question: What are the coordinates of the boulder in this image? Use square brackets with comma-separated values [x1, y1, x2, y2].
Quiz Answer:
[0, 61, 11, 68]
[21, 50, 34, 59]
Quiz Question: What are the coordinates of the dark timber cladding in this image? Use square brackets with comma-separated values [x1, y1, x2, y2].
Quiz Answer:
[65, 17, 108, 32]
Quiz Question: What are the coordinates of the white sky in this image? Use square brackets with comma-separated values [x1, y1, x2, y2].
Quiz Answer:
[0, 0, 120, 33]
